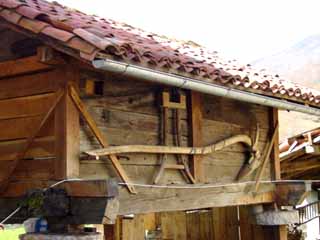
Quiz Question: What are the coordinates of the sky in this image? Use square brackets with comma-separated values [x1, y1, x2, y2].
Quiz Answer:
[49, 0, 320, 63]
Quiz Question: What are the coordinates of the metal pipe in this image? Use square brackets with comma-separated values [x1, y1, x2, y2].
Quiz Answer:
[93, 59, 320, 116]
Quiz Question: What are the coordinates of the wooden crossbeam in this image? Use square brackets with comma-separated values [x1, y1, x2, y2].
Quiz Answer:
[68, 85, 136, 194]
[0, 89, 64, 194]
[0, 55, 53, 79]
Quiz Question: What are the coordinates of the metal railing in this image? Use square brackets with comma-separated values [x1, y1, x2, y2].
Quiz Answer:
[295, 200, 320, 225]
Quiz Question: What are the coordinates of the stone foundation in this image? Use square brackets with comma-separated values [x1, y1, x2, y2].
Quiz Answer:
[19, 233, 102, 240]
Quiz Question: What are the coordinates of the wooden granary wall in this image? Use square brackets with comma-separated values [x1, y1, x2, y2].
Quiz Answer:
[79, 70, 273, 187]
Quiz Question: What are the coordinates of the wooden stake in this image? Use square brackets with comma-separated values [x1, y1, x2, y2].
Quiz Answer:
[68, 85, 136, 194]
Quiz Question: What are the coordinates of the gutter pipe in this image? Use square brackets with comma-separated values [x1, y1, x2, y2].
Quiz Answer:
[93, 59, 320, 116]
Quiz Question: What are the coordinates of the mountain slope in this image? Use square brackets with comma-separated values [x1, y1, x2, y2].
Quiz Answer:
[253, 35, 320, 140]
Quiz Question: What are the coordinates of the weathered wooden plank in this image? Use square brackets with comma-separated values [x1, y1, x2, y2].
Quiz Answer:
[83, 100, 269, 140]
[54, 69, 80, 179]
[143, 213, 156, 232]
[63, 180, 118, 197]
[81, 77, 270, 131]
[1, 179, 118, 198]
[188, 91, 204, 182]
[122, 215, 145, 240]
[0, 93, 56, 120]
[212, 207, 239, 240]
[117, 183, 275, 215]
[0, 114, 54, 141]
[271, 108, 281, 180]
[159, 211, 187, 240]
[239, 206, 253, 240]
[88, 107, 188, 136]
[0, 136, 55, 161]
[0, 55, 53, 79]
[203, 94, 270, 130]
[199, 211, 213, 240]
[80, 164, 186, 185]
[186, 211, 200, 240]
[0, 70, 59, 100]
[0, 159, 54, 181]
[80, 161, 271, 187]
[70, 85, 136, 194]
[0, 89, 63, 193]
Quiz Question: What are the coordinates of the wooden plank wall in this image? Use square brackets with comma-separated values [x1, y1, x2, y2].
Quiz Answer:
[105, 207, 239, 240]
[79, 71, 272, 187]
[104, 206, 285, 240]
[0, 69, 63, 195]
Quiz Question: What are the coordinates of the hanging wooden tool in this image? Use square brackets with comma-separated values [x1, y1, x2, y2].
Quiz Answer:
[235, 123, 261, 181]
[153, 90, 195, 184]
[85, 135, 253, 156]
[68, 84, 136, 194]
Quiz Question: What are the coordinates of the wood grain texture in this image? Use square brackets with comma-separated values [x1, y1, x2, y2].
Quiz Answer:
[0, 89, 64, 194]
[0, 136, 55, 161]
[0, 70, 60, 100]
[54, 69, 80, 179]
[117, 183, 275, 215]
[271, 108, 281, 180]
[0, 93, 56, 120]
[70, 84, 136, 193]
[0, 114, 54, 141]
[188, 91, 204, 183]
[0, 55, 53, 79]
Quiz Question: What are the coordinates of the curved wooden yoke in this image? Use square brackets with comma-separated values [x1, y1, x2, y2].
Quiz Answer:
[85, 135, 253, 156]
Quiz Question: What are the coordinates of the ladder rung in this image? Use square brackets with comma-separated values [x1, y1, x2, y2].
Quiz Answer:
[164, 164, 185, 170]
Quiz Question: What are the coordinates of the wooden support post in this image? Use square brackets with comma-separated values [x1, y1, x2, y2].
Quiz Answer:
[271, 108, 281, 180]
[269, 109, 285, 240]
[54, 68, 80, 179]
[188, 91, 204, 182]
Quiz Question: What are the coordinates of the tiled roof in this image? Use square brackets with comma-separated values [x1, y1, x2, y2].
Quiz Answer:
[1, 0, 320, 106]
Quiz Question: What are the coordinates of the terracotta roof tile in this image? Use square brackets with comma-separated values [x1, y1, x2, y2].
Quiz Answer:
[41, 26, 74, 42]
[0, 0, 319, 106]
[0, 8, 22, 24]
[18, 17, 48, 33]
[15, 5, 44, 19]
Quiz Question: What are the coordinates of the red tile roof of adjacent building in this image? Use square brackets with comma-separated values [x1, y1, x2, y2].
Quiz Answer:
[1, 0, 320, 106]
